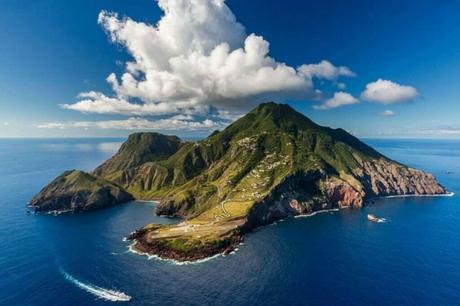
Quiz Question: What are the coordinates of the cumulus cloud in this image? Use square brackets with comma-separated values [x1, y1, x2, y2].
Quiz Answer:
[62, 91, 185, 115]
[61, 0, 355, 121]
[37, 117, 226, 131]
[298, 60, 355, 80]
[379, 110, 395, 116]
[314, 92, 359, 110]
[361, 79, 418, 104]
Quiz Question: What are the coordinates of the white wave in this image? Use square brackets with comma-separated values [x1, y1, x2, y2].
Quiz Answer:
[60, 268, 131, 302]
[294, 208, 340, 218]
[135, 200, 159, 205]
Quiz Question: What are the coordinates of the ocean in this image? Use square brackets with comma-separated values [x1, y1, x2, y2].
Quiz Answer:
[0, 138, 459, 306]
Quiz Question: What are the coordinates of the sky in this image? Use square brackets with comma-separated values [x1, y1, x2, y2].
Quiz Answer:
[1, 0, 459, 138]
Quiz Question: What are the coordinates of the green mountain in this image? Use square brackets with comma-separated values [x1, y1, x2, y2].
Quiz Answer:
[30, 102, 447, 261]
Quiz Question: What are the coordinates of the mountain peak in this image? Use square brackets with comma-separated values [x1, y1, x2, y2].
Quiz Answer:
[221, 102, 318, 138]
[251, 101, 297, 116]
[254, 101, 291, 111]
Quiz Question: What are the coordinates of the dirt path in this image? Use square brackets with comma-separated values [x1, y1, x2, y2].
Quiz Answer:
[215, 183, 230, 218]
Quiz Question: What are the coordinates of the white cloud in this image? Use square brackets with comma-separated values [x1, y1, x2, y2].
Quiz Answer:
[37, 117, 226, 131]
[379, 110, 395, 116]
[298, 60, 355, 80]
[3, 122, 8, 126]
[62, 0, 355, 117]
[62, 91, 181, 115]
[213, 110, 242, 122]
[314, 92, 359, 110]
[361, 79, 418, 104]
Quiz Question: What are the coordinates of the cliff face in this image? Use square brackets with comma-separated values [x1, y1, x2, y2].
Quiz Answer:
[31, 102, 447, 261]
[29, 170, 134, 213]
[352, 157, 446, 196]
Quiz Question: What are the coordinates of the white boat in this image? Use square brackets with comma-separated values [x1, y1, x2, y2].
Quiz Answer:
[368, 214, 386, 223]
[367, 214, 378, 222]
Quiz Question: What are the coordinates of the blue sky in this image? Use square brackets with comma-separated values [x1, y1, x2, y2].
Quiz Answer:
[1, 0, 459, 138]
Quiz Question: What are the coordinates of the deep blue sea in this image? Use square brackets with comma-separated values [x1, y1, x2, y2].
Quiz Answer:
[1, 138, 460, 306]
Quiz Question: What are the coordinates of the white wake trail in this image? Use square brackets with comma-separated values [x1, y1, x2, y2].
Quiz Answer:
[60, 268, 131, 302]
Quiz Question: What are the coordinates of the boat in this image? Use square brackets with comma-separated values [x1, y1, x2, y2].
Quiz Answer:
[367, 214, 386, 223]
[367, 214, 379, 222]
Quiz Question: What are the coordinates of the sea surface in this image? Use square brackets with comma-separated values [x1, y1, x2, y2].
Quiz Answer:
[1, 138, 460, 306]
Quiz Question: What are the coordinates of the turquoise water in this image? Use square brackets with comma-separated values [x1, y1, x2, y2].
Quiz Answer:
[0, 138, 459, 305]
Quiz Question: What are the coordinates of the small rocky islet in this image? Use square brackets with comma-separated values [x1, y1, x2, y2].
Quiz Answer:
[29, 102, 447, 261]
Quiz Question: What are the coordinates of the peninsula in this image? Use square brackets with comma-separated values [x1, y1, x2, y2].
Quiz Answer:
[30, 102, 447, 261]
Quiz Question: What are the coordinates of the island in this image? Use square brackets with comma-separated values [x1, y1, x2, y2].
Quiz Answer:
[30, 102, 447, 261]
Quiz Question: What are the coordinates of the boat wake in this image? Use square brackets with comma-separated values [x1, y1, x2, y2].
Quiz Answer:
[60, 268, 131, 302]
